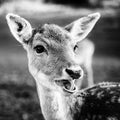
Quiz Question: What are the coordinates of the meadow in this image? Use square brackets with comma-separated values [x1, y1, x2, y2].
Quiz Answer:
[0, 4, 120, 119]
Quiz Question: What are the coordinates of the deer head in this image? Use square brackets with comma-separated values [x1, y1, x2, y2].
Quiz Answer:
[6, 13, 100, 94]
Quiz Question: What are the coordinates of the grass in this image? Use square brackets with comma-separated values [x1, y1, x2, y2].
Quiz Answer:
[0, 53, 120, 120]
[0, 3, 120, 119]
[0, 54, 44, 120]
[0, 83, 44, 120]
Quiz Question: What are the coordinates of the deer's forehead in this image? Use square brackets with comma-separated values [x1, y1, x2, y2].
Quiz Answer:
[31, 24, 71, 45]
[33, 33, 70, 52]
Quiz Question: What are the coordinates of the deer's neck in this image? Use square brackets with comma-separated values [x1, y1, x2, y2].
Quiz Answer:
[36, 82, 73, 120]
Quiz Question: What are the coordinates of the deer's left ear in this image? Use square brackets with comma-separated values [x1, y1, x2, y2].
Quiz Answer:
[65, 13, 100, 42]
[6, 13, 32, 44]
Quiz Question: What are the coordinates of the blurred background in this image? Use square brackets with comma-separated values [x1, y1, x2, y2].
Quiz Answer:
[0, 0, 120, 120]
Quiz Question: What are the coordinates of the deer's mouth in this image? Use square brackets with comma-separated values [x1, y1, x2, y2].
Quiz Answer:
[55, 79, 77, 93]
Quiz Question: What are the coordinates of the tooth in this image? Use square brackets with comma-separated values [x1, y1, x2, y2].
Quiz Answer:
[69, 81, 72, 90]
[70, 81, 76, 91]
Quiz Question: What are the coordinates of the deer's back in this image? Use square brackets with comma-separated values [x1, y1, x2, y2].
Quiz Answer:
[76, 39, 95, 63]
[72, 82, 120, 120]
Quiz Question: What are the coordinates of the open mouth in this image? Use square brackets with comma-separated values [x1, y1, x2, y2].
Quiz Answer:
[55, 79, 77, 93]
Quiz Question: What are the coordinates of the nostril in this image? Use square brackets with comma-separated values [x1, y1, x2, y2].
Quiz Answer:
[65, 68, 81, 79]
[65, 69, 74, 75]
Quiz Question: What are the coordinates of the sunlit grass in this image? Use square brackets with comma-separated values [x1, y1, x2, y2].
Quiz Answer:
[0, 0, 117, 18]
[0, 0, 73, 15]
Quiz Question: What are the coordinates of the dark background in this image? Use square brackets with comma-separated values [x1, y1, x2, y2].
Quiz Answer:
[0, 0, 120, 120]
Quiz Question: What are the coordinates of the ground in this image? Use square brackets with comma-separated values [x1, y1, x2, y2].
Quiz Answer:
[0, 5, 120, 120]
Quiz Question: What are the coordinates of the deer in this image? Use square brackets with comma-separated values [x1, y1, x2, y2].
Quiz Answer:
[6, 13, 120, 120]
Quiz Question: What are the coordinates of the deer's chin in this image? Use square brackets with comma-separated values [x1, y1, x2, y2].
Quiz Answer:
[55, 79, 77, 93]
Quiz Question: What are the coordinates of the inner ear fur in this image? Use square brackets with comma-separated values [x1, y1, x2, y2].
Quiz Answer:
[64, 13, 100, 42]
[6, 13, 32, 44]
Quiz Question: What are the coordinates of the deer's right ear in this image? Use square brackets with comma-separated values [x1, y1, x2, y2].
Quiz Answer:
[6, 13, 32, 44]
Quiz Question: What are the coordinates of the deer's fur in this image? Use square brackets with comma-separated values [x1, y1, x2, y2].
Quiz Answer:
[6, 13, 100, 120]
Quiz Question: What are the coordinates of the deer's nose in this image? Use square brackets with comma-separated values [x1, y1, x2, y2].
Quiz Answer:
[65, 67, 82, 79]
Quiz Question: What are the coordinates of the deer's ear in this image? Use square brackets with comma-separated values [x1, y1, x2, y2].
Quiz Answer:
[6, 13, 32, 44]
[65, 13, 100, 42]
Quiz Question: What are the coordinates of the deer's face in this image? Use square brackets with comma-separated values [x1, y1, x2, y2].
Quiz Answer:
[26, 24, 84, 93]
[6, 13, 100, 94]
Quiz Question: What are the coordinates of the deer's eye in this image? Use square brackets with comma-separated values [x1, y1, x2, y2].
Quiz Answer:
[34, 45, 46, 54]
[74, 45, 78, 51]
